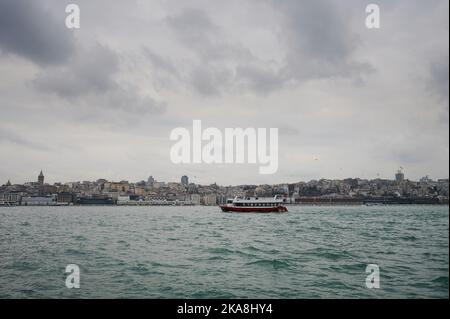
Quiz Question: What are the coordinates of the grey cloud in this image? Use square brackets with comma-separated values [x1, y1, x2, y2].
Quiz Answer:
[166, 8, 251, 63]
[33, 43, 167, 118]
[165, 7, 281, 96]
[0, 127, 51, 151]
[162, 2, 373, 96]
[142, 47, 179, 77]
[424, 54, 449, 126]
[0, 0, 447, 184]
[189, 65, 233, 96]
[428, 55, 449, 102]
[0, 0, 74, 65]
[391, 144, 439, 165]
[33, 43, 119, 97]
[278, 0, 356, 61]
[275, 0, 373, 81]
[101, 89, 167, 115]
[166, 8, 220, 59]
[166, 8, 215, 38]
[235, 63, 284, 93]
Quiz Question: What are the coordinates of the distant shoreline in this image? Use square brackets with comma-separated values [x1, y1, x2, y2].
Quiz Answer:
[1, 203, 448, 207]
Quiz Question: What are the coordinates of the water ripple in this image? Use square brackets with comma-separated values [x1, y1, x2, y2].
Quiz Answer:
[0, 205, 448, 298]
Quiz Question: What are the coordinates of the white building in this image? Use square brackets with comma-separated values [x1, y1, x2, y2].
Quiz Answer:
[117, 195, 130, 204]
[190, 194, 201, 205]
[21, 195, 57, 206]
[202, 194, 217, 206]
[0, 193, 21, 206]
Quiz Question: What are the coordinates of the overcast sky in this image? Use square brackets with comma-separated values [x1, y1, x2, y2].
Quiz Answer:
[0, 0, 448, 185]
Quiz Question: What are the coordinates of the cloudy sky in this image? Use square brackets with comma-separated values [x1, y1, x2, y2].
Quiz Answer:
[0, 0, 448, 185]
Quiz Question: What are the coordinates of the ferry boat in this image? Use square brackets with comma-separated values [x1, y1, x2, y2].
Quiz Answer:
[220, 196, 288, 213]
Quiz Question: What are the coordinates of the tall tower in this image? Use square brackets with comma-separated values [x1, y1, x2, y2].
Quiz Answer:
[38, 170, 44, 186]
[38, 170, 44, 195]
[181, 175, 189, 186]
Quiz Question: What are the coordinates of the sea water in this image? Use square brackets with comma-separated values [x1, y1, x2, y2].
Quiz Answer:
[0, 205, 448, 298]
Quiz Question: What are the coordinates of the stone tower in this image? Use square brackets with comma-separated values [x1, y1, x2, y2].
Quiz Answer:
[38, 170, 44, 195]
[38, 170, 44, 186]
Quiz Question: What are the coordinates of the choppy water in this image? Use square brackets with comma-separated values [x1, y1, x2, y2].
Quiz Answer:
[0, 205, 448, 298]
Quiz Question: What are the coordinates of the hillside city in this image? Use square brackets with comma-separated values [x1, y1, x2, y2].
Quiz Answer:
[0, 169, 448, 206]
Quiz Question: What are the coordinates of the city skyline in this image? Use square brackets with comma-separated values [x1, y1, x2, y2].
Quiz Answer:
[1, 168, 448, 187]
[0, 0, 448, 185]
[1, 169, 448, 207]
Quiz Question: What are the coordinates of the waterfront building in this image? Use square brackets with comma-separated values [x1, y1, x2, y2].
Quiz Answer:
[189, 193, 201, 204]
[118, 195, 131, 203]
[57, 192, 74, 204]
[22, 195, 57, 206]
[77, 196, 114, 205]
[102, 190, 119, 200]
[0, 193, 22, 206]
[202, 194, 217, 206]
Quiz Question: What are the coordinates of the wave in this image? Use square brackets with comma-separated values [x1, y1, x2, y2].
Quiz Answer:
[432, 276, 449, 287]
[401, 235, 418, 241]
[206, 247, 234, 254]
[303, 248, 354, 261]
[64, 248, 87, 256]
[130, 263, 150, 274]
[245, 259, 291, 269]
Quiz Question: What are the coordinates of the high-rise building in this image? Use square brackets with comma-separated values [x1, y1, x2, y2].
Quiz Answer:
[395, 169, 404, 182]
[181, 175, 189, 186]
[147, 176, 155, 186]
